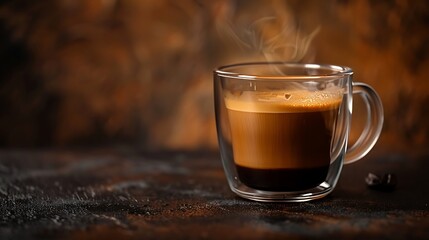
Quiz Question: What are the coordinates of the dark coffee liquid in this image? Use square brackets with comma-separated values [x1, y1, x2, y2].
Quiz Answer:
[236, 165, 329, 191]
[225, 90, 342, 191]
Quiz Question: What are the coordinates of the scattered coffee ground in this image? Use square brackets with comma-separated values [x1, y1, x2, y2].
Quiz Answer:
[365, 173, 397, 192]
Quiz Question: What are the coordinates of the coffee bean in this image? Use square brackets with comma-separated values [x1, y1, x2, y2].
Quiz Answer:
[381, 173, 397, 191]
[365, 173, 397, 192]
[365, 173, 381, 186]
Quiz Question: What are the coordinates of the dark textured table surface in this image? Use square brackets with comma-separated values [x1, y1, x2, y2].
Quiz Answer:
[0, 148, 428, 239]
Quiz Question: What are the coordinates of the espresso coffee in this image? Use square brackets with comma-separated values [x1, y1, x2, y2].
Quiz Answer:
[225, 89, 342, 191]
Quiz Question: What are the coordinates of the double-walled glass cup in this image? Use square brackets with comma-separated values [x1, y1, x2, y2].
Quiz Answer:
[214, 62, 383, 202]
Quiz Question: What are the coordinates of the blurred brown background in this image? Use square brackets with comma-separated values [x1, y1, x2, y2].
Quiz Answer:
[0, 0, 428, 152]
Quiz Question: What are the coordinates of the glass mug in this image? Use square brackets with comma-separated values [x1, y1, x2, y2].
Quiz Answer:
[214, 62, 383, 202]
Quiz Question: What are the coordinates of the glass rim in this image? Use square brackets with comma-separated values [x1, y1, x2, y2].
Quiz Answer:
[214, 62, 353, 81]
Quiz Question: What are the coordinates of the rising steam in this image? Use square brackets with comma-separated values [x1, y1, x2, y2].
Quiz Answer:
[217, 16, 320, 63]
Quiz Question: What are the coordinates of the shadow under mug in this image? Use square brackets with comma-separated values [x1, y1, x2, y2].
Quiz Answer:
[214, 62, 384, 202]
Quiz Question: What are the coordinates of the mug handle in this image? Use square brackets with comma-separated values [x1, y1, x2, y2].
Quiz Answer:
[344, 82, 384, 164]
